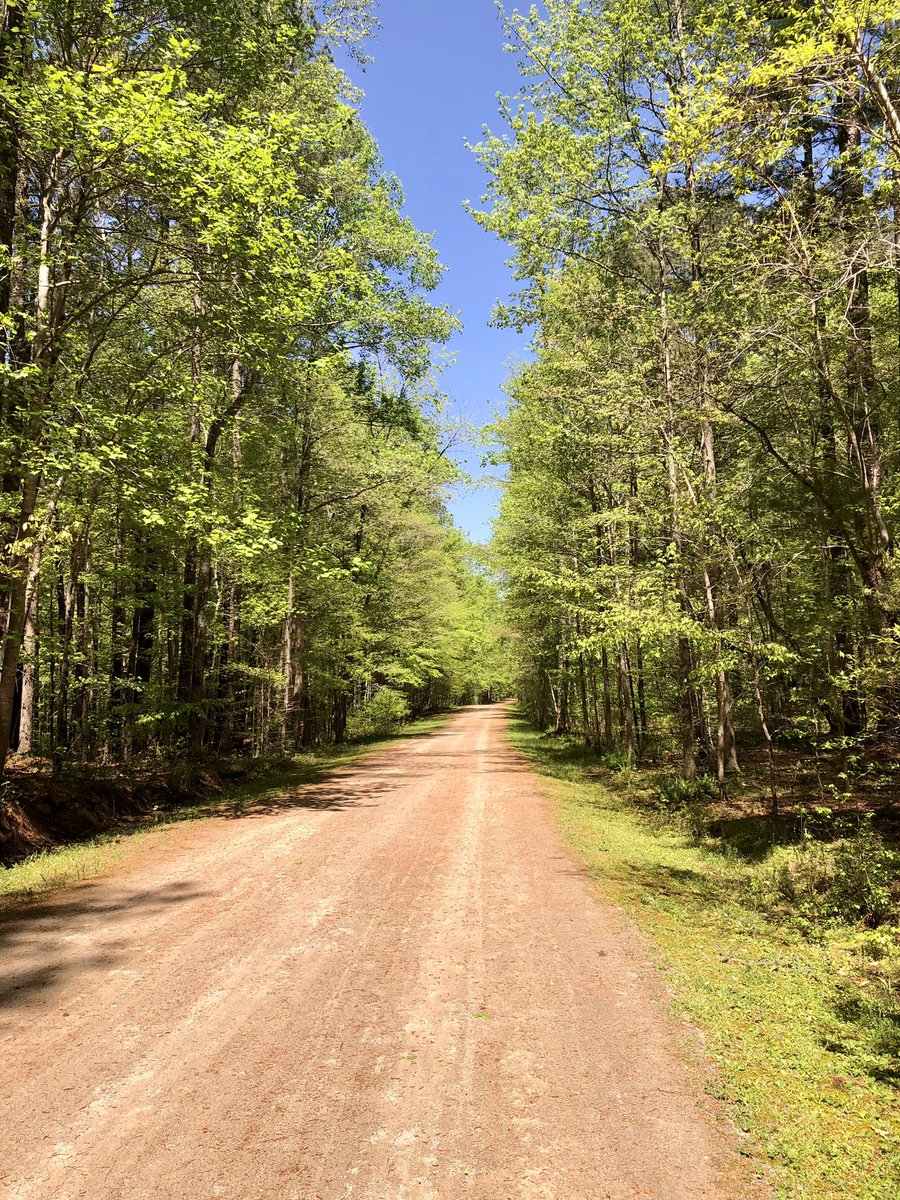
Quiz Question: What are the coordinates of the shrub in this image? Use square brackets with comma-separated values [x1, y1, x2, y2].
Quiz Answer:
[655, 774, 717, 807]
[654, 774, 717, 840]
[765, 817, 899, 928]
[346, 688, 410, 740]
[601, 749, 634, 773]
[827, 819, 899, 927]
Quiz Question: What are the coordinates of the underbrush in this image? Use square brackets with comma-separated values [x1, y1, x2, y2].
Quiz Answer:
[507, 715, 900, 1200]
[345, 687, 411, 739]
[756, 817, 899, 930]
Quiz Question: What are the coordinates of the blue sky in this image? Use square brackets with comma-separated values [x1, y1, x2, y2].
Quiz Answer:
[344, 0, 530, 543]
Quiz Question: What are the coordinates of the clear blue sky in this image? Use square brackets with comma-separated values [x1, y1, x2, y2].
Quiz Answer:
[344, 0, 529, 543]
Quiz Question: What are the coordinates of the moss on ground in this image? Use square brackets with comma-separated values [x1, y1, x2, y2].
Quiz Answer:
[507, 714, 900, 1200]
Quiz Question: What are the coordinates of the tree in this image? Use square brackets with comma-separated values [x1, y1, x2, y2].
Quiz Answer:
[0, 0, 501, 773]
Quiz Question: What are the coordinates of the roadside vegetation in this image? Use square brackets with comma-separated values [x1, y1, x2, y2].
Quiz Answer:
[508, 713, 899, 1200]
[479, 1, 900, 799]
[0, 1, 512, 865]
[0, 0, 511, 794]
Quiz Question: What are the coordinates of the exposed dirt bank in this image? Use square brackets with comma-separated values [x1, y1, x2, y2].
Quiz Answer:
[0, 757, 259, 865]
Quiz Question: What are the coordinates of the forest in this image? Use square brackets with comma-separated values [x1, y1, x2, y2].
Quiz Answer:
[1, 0, 898, 856]
[476, 0, 900, 810]
[0, 0, 508, 782]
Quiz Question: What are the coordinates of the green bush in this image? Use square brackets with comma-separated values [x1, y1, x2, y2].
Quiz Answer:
[827, 820, 899, 927]
[766, 817, 899, 928]
[346, 688, 410, 740]
[600, 748, 634, 773]
[655, 773, 717, 808]
[653, 773, 716, 840]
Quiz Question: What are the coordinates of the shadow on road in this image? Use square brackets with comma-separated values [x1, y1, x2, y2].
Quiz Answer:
[0, 709, 506, 1021]
[0, 880, 211, 1016]
[218, 772, 417, 820]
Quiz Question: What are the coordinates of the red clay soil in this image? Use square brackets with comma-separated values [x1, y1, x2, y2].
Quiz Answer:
[0, 706, 762, 1200]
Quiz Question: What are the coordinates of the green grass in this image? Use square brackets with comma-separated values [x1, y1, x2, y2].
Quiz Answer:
[507, 714, 900, 1200]
[0, 712, 452, 908]
[0, 838, 131, 901]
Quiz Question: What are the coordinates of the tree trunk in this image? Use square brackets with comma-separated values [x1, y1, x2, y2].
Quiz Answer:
[0, 165, 60, 771]
[617, 643, 635, 763]
[600, 646, 613, 749]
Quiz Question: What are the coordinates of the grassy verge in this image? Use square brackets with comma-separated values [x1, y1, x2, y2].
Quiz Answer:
[0, 712, 451, 907]
[507, 714, 900, 1200]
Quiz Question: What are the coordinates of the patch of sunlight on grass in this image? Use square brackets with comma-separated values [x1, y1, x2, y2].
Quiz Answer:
[507, 714, 900, 1200]
[0, 839, 127, 902]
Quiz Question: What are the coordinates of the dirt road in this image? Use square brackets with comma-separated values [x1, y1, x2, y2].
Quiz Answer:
[1, 706, 752, 1200]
